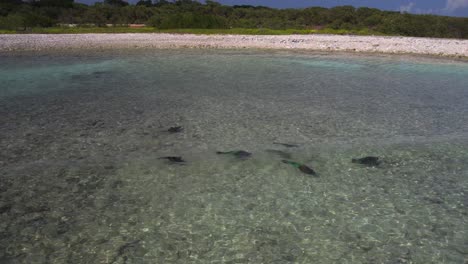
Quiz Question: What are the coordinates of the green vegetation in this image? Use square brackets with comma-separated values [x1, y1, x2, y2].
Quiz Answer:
[0, 27, 386, 35]
[1, 0, 467, 39]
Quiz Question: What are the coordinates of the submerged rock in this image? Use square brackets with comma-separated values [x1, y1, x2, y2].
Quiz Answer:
[352, 156, 381, 167]
[167, 126, 183, 133]
[216, 150, 252, 159]
[159, 156, 185, 163]
[282, 160, 317, 176]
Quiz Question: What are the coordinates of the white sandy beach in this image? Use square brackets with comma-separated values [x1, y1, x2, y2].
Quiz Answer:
[0, 33, 467, 58]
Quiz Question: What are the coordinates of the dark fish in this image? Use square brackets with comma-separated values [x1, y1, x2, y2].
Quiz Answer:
[265, 149, 292, 159]
[118, 240, 141, 256]
[71, 71, 110, 81]
[92, 71, 110, 75]
[70, 74, 85, 81]
[168, 126, 183, 133]
[159, 156, 185, 163]
[282, 160, 317, 176]
[87, 119, 104, 128]
[273, 142, 299, 148]
[352, 156, 381, 167]
[111, 240, 141, 264]
[216, 150, 252, 159]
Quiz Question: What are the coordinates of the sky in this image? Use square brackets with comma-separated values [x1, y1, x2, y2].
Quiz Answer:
[76, 0, 468, 17]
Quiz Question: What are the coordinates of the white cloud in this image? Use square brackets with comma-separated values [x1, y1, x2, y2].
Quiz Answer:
[400, 2, 415, 13]
[444, 0, 468, 12]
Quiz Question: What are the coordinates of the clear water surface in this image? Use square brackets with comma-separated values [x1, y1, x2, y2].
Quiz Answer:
[0, 50, 467, 263]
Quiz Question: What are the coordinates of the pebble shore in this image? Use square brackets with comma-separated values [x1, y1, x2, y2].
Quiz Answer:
[1, 33, 467, 58]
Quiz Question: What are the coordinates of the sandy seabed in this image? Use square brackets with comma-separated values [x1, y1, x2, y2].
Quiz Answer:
[1, 33, 468, 58]
[1, 39, 468, 263]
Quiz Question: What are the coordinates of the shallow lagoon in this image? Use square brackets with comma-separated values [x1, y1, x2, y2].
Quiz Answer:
[1, 50, 467, 263]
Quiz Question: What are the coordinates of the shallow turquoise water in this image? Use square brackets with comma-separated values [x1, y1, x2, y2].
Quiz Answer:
[0, 50, 467, 263]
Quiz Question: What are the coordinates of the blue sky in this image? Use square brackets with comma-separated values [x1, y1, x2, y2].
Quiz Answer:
[76, 0, 468, 17]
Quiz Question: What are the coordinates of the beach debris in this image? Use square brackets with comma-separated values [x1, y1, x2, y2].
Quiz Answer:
[352, 156, 381, 167]
[167, 126, 183, 133]
[159, 156, 185, 163]
[273, 142, 299, 148]
[282, 160, 317, 176]
[216, 150, 252, 159]
[265, 149, 292, 159]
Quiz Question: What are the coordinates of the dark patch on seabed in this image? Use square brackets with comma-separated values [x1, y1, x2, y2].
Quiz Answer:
[1, 51, 468, 263]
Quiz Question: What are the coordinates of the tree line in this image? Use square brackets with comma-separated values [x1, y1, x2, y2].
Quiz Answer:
[1, 0, 467, 38]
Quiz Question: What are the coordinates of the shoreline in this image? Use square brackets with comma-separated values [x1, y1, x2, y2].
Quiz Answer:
[1, 33, 468, 59]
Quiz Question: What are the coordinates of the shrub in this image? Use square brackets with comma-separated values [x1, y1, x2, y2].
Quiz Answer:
[0, 14, 25, 30]
[149, 13, 227, 29]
